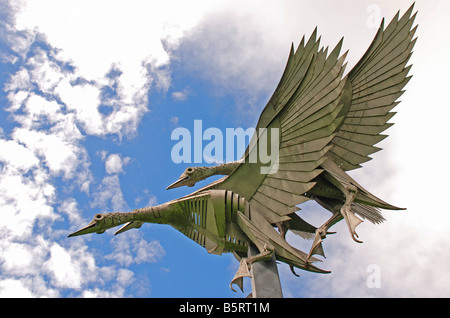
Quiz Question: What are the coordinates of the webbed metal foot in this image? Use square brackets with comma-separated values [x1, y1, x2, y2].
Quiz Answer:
[230, 258, 251, 292]
[307, 227, 327, 262]
[340, 184, 363, 243]
[229, 244, 274, 292]
[306, 209, 340, 262]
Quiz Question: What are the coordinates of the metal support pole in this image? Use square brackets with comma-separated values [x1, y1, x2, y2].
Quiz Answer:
[248, 244, 283, 298]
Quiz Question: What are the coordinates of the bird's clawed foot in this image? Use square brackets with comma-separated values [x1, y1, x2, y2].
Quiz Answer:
[306, 226, 336, 263]
[230, 258, 251, 293]
[340, 204, 363, 243]
[290, 265, 300, 277]
[340, 185, 364, 243]
[230, 244, 274, 293]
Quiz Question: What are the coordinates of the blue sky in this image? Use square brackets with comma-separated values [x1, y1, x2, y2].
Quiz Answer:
[1, 0, 450, 298]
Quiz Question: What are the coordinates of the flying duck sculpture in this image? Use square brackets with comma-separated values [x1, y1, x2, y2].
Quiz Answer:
[167, 4, 416, 265]
[69, 4, 417, 294]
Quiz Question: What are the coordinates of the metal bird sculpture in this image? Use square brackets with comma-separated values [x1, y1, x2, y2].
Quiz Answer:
[69, 4, 417, 295]
[68, 188, 328, 292]
[167, 5, 417, 267]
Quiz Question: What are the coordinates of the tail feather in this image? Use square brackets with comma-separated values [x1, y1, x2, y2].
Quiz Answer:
[355, 186, 405, 211]
[322, 157, 405, 212]
[351, 202, 384, 224]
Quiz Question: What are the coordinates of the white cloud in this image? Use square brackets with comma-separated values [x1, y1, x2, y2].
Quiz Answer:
[0, 279, 34, 298]
[1, 242, 35, 274]
[13, 128, 81, 179]
[0, 0, 213, 298]
[15, 94, 61, 129]
[4, 68, 32, 93]
[27, 47, 66, 93]
[0, 168, 57, 238]
[12, 0, 223, 140]
[171, 89, 190, 102]
[40, 241, 122, 294]
[0, 235, 60, 297]
[43, 243, 83, 289]
[116, 268, 135, 288]
[105, 232, 165, 267]
[54, 80, 103, 135]
[104, 153, 130, 175]
[91, 175, 127, 211]
[0, 138, 38, 172]
[59, 197, 83, 227]
[105, 154, 123, 175]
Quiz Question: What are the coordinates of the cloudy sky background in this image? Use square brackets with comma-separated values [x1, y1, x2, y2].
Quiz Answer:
[0, 0, 449, 297]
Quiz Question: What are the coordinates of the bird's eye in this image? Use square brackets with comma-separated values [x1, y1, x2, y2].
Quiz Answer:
[187, 167, 193, 173]
[94, 214, 103, 221]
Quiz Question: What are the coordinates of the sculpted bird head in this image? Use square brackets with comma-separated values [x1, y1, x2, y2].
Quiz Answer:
[166, 166, 206, 190]
[68, 213, 120, 237]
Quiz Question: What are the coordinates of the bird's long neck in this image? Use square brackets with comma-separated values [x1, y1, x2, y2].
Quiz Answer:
[109, 162, 242, 226]
[127, 203, 177, 224]
[204, 160, 241, 178]
[102, 203, 177, 229]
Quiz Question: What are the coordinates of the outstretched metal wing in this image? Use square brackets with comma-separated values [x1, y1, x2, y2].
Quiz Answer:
[327, 4, 417, 171]
[217, 29, 350, 224]
[216, 4, 417, 224]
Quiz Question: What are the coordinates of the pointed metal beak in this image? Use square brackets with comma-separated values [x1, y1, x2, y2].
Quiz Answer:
[166, 176, 191, 190]
[68, 221, 98, 237]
